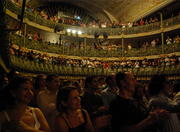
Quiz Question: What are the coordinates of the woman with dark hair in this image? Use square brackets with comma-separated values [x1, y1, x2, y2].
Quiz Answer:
[0, 76, 51, 132]
[148, 74, 180, 132]
[54, 87, 94, 132]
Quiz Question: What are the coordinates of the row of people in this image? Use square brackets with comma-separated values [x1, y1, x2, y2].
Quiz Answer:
[10, 0, 180, 29]
[0, 71, 180, 132]
[12, 32, 180, 55]
[10, 44, 179, 69]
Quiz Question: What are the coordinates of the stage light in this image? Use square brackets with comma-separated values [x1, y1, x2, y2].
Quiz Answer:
[72, 30, 76, 34]
[77, 31, 82, 35]
[67, 29, 71, 32]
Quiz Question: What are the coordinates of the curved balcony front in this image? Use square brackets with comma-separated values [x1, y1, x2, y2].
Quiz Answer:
[5, 0, 180, 38]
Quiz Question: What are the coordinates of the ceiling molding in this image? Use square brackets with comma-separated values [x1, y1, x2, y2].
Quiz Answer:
[27, 0, 176, 23]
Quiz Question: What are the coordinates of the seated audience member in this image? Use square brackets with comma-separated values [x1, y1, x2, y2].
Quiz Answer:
[173, 35, 180, 44]
[109, 72, 168, 132]
[166, 37, 172, 45]
[54, 87, 94, 132]
[0, 76, 51, 132]
[148, 75, 180, 132]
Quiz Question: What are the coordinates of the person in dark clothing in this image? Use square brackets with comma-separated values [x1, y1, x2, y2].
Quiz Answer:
[81, 76, 105, 119]
[109, 72, 168, 132]
[81, 76, 110, 132]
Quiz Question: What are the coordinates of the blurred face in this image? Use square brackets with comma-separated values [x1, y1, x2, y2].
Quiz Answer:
[14, 81, 34, 104]
[90, 78, 99, 89]
[125, 73, 136, 96]
[66, 90, 81, 110]
[162, 82, 172, 97]
[38, 77, 46, 89]
[47, 77, 60, 91]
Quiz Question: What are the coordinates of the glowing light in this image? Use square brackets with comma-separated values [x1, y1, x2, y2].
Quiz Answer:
[77, 31, 82, 35]
[67, 29, 71, 32]
[72, 30, 76, 34]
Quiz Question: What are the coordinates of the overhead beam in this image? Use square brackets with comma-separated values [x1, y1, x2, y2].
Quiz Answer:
[103, 9, 118, 23]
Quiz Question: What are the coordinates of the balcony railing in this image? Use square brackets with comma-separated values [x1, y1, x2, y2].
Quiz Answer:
[5, 0, 180, 36]
[9, 55, 180, 76]
[10, 34, 180, 57]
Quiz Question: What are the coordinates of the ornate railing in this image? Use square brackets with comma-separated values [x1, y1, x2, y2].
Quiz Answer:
[5, 0, 180, 36]
[163, 15, 180, 28]
[9, 55, 180, 76]
[10, 34, 180, 57]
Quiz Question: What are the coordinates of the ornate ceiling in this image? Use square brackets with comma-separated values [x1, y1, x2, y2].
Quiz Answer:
[28, 0, 175, 23]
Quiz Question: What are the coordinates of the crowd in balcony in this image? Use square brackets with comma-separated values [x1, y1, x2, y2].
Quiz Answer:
[9, 43, 179, 71]
[10, 0, 180, 29]
[11, 31, 180, 58]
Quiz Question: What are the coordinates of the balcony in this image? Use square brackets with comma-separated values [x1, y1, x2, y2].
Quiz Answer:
[5, 0, 180, 37]
[10, 34, 180, 57]
[9, 55, 180, 77]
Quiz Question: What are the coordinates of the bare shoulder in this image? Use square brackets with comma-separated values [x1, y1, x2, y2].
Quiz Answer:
[55, 113, 65, 123]
[55, 113, 69, 130]
[32, 107, 45, 117]
[81, 108, 89, 115]
[33, 107, 42, 113]
[81, 108, 87, 112]
[28, 107, 43, 117]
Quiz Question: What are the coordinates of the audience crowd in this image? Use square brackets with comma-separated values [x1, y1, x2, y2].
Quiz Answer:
[0, 70, 179, 132]
[9, 44, 179, 70]
[3, 2, 180, 131]
[12, 32, 180, 58]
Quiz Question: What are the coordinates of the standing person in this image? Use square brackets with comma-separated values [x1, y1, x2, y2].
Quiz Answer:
[133, 83, 149, 110]
[37, 75, 60, 130]
[148, 75, 180, 132]
[109, 72, 168, 132]
[54, 86, 94, 132]
[81, 76, 104, 118]
[101, 75, 118, 106]
[30, 74, 46, 107]
[173, 82, 180, 120]
[0, 76, 51, 132]
[173, 82, 180, 105]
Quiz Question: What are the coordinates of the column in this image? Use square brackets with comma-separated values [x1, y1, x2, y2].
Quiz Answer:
[84, 37, 87, 55]
[23, 23, 27, 46]
[121, 36, 124, 57]
[161, 32, 164, 54]
[160, 12, 164, 53]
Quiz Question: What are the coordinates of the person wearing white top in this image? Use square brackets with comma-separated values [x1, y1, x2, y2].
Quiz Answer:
[0, 76, 51, 132]
[148, 75, 180, 132]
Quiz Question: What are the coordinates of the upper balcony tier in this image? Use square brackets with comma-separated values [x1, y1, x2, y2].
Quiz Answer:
[5, 0, 180, 38]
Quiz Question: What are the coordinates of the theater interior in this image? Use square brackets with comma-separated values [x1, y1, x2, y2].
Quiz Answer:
[0, 0, 180, 132]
